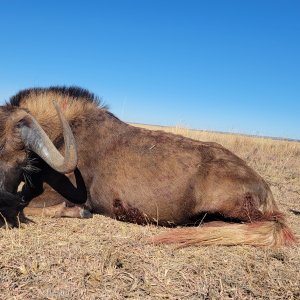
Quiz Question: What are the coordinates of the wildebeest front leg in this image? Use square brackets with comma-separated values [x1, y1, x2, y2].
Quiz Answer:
[24, 201, 92, 218]
[0, 191, 32, 228]
[21, 165, 92, 219]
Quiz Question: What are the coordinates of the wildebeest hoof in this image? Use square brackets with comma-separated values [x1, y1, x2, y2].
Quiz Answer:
[19, 214, 35, 224]
[80, 208, 93, 219]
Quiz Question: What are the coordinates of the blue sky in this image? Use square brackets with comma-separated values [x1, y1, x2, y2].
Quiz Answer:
[0, 1, 299, 139]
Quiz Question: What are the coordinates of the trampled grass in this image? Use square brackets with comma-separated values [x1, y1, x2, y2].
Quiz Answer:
[0, 124, 299, 299]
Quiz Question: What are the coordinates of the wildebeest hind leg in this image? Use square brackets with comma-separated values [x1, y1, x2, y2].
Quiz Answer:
[24, 185, 92, 219]
[24, 202, 92, 219]
[194, 193, 268, 224]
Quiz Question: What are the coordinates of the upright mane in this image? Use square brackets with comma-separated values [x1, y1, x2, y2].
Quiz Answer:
[9, 86, 103, 107]
[5, 86, 110, 143]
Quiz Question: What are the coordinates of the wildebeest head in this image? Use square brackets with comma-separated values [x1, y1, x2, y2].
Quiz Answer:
[0, 101, 77, 193]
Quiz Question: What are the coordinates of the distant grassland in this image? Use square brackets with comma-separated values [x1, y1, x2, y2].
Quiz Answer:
[0, 124, 299, 299]
[131, 122, 300, 152]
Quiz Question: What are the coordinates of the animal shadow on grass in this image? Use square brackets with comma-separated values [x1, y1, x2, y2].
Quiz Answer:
[182, 212, 244, 227]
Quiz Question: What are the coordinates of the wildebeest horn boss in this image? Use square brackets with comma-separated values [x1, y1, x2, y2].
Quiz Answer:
[19, 100, 77, 174]
[0, 87, 297, 247]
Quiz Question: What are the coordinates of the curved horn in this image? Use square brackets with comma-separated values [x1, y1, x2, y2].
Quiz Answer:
[20, 101, 78, 173]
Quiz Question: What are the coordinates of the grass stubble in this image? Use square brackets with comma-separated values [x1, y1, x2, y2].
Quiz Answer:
[0, 124, 299, 299]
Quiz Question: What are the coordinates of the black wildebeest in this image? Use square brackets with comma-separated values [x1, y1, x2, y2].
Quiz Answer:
[0, 87, 297, 247]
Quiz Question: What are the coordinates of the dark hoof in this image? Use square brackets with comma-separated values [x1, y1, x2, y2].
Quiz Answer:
[19, 212, 35, 224]
[80, 208, 93, 219]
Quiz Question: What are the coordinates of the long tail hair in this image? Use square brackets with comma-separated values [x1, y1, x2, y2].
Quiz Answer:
[150, 212, 297, 247]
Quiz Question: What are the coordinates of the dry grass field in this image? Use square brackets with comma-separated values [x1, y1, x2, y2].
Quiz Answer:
[0, 124, 299, 300]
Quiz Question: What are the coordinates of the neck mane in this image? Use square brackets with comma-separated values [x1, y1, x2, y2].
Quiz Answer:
[9, 86, 107, 142]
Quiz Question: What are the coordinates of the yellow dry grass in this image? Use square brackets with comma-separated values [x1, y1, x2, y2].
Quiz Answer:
[0, 124, 299, 299]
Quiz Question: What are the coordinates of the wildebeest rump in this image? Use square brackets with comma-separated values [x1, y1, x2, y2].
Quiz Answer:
[0, 87, 297, 247]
